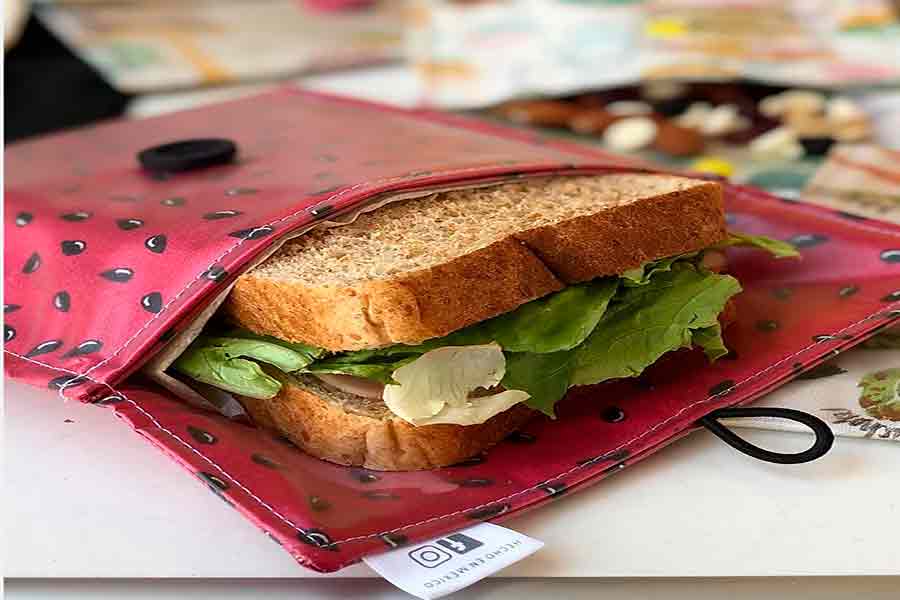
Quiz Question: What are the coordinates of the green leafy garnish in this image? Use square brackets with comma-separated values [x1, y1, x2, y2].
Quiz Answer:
[858, 368, 900, 421]
[172, 335, 321, 399]
[716, 231, 800, 258]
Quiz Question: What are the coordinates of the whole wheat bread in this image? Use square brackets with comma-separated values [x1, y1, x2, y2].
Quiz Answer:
[226, 174, 725, 351]
[239, 374, 535, 470]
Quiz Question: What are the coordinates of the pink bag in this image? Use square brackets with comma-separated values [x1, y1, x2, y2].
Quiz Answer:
[6, 89, 900, 572]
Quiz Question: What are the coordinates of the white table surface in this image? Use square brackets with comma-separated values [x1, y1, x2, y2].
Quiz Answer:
[6, 379, 900, 583]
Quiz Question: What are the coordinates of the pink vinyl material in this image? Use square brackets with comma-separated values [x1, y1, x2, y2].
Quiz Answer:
[6, 89, 900, 572]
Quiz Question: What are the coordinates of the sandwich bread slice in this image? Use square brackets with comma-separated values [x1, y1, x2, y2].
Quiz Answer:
[173, 174, 797, 470]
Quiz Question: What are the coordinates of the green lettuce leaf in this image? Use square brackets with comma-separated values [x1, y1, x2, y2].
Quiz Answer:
[716, 231, 800, 258]
[571, 267, 741, 386]
[691, 324, 730, 360]
[621, 254, 692, 286]
[173, 346, 282, 399]
[499, 266, 740, 416]
[304, 355, 418, 384]
[219, 329, 327, 364]
[501, 350, 576, 416]
[172, 334, 325, 399]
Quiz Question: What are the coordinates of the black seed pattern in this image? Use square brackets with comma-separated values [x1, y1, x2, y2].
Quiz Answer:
[53, 291, 71, 312]
[361, 490, 399, 500]
[225, 187, 258, 196]
[709, 380, 736, 397]
[116, 218, 144, 231]
[454, 453, 486, 467]
[350, 468, 379, 484]
[772, 287, 793, 300]
[23, 252, 41, 274]
[60, 211, 92, 222]
[144, 234, 167, 253]
[109, 194, 141, 203]
[882, 290, 900, 302]
[466, 503, 510, 521]
[839, 285, 860, 298]
[251, 454, 280, 469]
[601, 406, 626, 423]
[5, 325, 16, 343]
[309, 204, 334, 217]
[229, 226, 274, 240]
[61, 240, 87, 256]
[15, 212, 33, 227]
[795, 363, 847, 380]
[93, 394, 124, 405]
[505, 431, 536, 444]
[380, 533, 408, 549]
[160, 197, 186, 207]
[456, 478, 493, 488]
[881, 249, 900, 263]
[788, 234, 828, 248]
[297, 529, 338, 551]
[187, 425, 216, 444]
[25, 340, 63, 357]
[141, 292, 163, 313]
[756, 319, 779, 332]
[205, 265, 228, 282]
[539, 481, 567, 496]
[309, 495, 331, 512]
[100, 267, 134, 283]
[813, 334, 845, 342]
[4, 304, 21, 313]
[48, 375, 88, 390]
[203, 210, 243, 220]
[836, 210, 867, 220]
[63, 339, 103, 357]
[197, 472, 232, 506]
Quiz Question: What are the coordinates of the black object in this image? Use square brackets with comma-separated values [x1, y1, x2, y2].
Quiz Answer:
[698, 407, 834, 464]
[5, 15, 131, 142]
[138, 139, 237, 174]
[799, 137, 836, 157]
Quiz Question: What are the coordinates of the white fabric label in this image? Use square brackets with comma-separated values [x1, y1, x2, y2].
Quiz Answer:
[363, 523, 543, 599]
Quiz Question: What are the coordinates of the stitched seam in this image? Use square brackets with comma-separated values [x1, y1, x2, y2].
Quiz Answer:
[49, 164, 615, 384]
[6, 299, 897, 546]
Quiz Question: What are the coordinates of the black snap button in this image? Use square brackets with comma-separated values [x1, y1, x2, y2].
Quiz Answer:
[601, 406, 626, 423]
[138, 138, 236, 174]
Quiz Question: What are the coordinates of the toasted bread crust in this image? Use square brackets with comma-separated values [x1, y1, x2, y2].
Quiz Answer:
[226, 180, 725, 350]
[228, 238, 563, 351]
[517, 181, 724, 282]
[238, 375, 536, 471]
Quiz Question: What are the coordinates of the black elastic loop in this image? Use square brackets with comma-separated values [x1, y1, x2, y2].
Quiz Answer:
[138, 138, 236, 174]
[698, 407, 834, 464]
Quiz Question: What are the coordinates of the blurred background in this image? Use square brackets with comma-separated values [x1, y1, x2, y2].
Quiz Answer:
[5, 0, 900, 217]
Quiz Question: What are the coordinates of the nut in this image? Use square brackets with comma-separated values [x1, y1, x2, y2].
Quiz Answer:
[568, 108, 619, 134]
[750, 126, 804, 160]
[652, 121, 706, 157]
[497, 100, 580, 127]
[603, 117, 659, 152]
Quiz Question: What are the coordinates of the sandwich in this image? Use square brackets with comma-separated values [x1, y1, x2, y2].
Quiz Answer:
[172, 174, 797, 470]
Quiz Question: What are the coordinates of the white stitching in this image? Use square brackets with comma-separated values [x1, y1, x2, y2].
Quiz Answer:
[6, 298, 897, 546]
